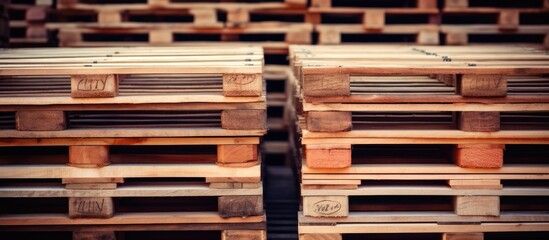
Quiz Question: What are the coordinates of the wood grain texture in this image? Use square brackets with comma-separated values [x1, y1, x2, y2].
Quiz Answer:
[218, 195, 264, 218]
[16, 110, 66, 131]
[458, 74, 507, 97]
[305, 144, 351, 169]
[300, 234, 342, 240]
[217, 144, 258, 165]
[307, 111, 352, 132]
[458, 112, 500, 132]
[363, 10, 385, 30]
[303, 196, 348, 217]
[68, 146, 110, 168]
[443, 233, 484, 240]
[222, 230, 266, 240]
[454, 196, 500, 216]
[223, 73, 262, 97]
[222, 110, 266, 130]
[455, 144, 504, 169]
[73, 231, 116, 240]
[303, 74, 350, 97]
[69, 197, 114, 219]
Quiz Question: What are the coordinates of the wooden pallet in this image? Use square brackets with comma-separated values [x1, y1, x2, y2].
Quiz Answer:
[54, 0, 306, 28]
[315, 24, 440, 45]
[51, 23, 312, 54]
[7, 0, 52, 46]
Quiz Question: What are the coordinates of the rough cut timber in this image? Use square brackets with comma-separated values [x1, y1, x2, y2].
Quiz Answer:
[218, 195, 264, 218]
[68, 146, 110, 168]
[221, 110, 266, 130]
[458, 112, 500, 132]
[217, 144, 258, 166]
[15, 110, 66, 131]
[455, 144, 504, 169]
[305, 144, 351, 168]
[306, 112, 352, 132]
[443, 233, 484, 240]
[68, 197, 114, 218]
[454, 196, 500, 216]
[222, 230, 266, 240]
[73, 231, 116, 240]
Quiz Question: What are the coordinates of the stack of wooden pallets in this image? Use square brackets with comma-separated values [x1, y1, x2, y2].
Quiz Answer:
[48, 0, 312, 54]
[0, 46, 267, 240]
[308, 0, 441, 45]
[289, 44, 549, 240]
[7, 0, 52, 47]
[441, 0, 549, 47]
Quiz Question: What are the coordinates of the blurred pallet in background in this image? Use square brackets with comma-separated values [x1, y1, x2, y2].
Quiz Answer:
[0, 46, 267, 240]
[7, 0, 53, 47]
[289, 44, 549, 240]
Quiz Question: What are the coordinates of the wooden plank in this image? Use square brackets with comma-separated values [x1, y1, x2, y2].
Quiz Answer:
[223, 73, 262, 97]
[302, 164, 549, 175]
[300, 234, 342, 240]
[73, 231, 116, 240]
[363, 10, 385, 30]
[455, 144, 504, 169]
[449, 180, 502, 190]
[71, 74, 119, 98]
[0, 128, 266, 138]
[0, 164, 261, 179]
[0, 137, 260, 146]
[222, 230, 266, 240]
[454, 196, 500, 216]
[69, 197, 114, 218]
[499, 10, 519, 31]
[68, 146, 110, 168]
[303, 74, 350, 97]
[218, 195, 263, 218]
[458, 112, 500, 132]
[217, 144, 258, 166]
[221, 110, 266, 130]
[443, 233, 484, 240]
[209, 182, 261, 189]
[301, 186, 549, 196]
[16, 110, 66, 131]
[305, 144, 352, 169]
[457, 74, 507, 97]
[0, 212, 264, 225]
[307, 112, 352, 132]
[303, 196, 348, 217]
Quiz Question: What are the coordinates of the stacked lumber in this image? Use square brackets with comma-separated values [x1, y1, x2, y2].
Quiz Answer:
[0, 46, 267, 240]
[308, 0, 440, 45]
[441, 0, 549, 47]
[289, 44, 549, 240]
[48, 0, 312, 54]
[7, 0, 52, 47]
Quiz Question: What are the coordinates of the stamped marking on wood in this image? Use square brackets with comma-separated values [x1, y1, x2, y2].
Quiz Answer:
[313, 200, 342, 215]
[459, 74, 507, 97]
[77, 198, 106, 214]
[71, 74, 118, 98]
[69, 197, 113, 218]
[223, 73, 262, 96]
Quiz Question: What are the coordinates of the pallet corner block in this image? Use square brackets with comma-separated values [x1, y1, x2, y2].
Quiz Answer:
[16, 110, 67, 131]
[458, 111, 500, 132]
[217, 144, 258, 166]
[218, 195, 263, 218]
[305, 144, 352, 168]
[303, 74, 350, 97]
[223, 73, 262, 97]
[70, 74, 119, 98]
[457, 74, 507, 97]
[455, 144, 504, 169]
[69, 197, 114, 219]
[303, 196, 348, 217]
[68, 146, 110, 168]
[221, 110, 266, 130]
[454, 195, 500, 216]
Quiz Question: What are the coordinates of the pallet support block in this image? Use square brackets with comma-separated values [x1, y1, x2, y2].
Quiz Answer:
[16, 110, 66, 131]
[445, 0, 468, 8]
[443, 233, 484, 240]
[218, 195, 263, 218]
[286, 27, 312, 44]
[417, 30, 440, 45]
[190, 9, 218, 27]
[446, 32, 468, 45]
[59, 31, 82, 47]
[455, 144, 504, 168]
[69, 145, 110, 168]
[305, 144, 352, 168]
[222, 110, 266, 130]
[305, 12, 321, 24]
[436, 74, 457, 86]
[71, 74, 119, 98]
[307, 111, 352, 132]
[311, 0, 331, 8]
[300, 234, 342, 240]
[69, 197, 114, 218]
[303, 196, 348, 217]
[73, 231, 116, 240]
[458, 112, 500, 132]
[498, 10, 519, 31]
[303, 74, 350, 97]
[417, 0, 438, 9]
[222, 73, 262, 96]
[454, 196, 500, 216]
[149, 30, 173, 44]
[98, 10, 121, 25]
[318, 29, 341, 45]
[222, 230, 266, 240]
[457, 74, 507, 97]
[363, 10, 385, 30]
[227, 9, 250, 27]
[26, 25, 47, 39]
[217, 144, 258, 166]
[26, 7, 47, 22]
[64, 178, 123, 190]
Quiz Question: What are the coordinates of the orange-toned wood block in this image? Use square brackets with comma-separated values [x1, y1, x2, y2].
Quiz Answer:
[217, 145, 258, 165]
[68, 146, 110, 168]
[311, 0, 331, 8]
[300, 234, 342, 240]
[305, 144, 351, 168]
[417, 30, 440, 45]
[222, 230, 266, 240]
[445, 0, 468, 8]
[363, 10, 385, 30]
[443, 233, 484, 240]
[446, 32, 468, 45]
[499, 10, 519, 31]
[417, 0, 437, 9]
[455, 144, 504, 168]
